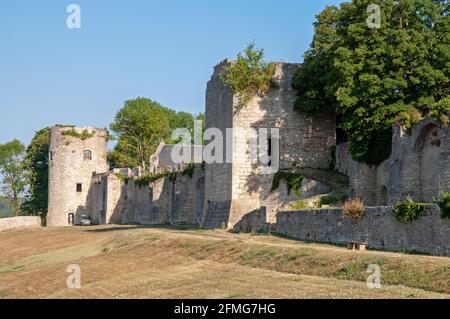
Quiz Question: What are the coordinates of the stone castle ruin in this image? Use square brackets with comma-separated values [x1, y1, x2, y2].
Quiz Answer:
[47, 60, 450, 256]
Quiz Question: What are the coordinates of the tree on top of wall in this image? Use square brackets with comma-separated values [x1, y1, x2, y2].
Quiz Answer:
[221, 43, 277, 114]
[293, 0, 450, 165]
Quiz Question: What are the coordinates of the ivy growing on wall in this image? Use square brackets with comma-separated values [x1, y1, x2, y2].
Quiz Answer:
[133, 164, 197, 188]
[221, 43, 277, 114]
[61, 129, 95, 141]
[134, 172, 168, 188]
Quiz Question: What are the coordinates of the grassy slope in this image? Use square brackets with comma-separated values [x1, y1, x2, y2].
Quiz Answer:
[0, 225, 448, 299]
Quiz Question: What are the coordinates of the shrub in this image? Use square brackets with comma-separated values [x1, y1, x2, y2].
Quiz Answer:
[396, 108, 423, 130]
[221, 43, 276, 114]
[271, 171, 305, 196]
[319, 196, 338, 207]
[435, 192, 450, 219]
[393, 197, 426, 223]
[342, 198, 366, 220]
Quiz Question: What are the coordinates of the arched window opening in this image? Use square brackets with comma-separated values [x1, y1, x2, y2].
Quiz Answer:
[83, 150, 92, 161]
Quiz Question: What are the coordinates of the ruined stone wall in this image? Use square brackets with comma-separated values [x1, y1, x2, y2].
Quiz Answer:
[202, 60, 234, 229]
[233, 63, 335, 171]
[336, 118, 450, 206]
[203, 61, 335, 229]
[115, 168, 204, 226]
[386, 118, 450, 204]
[233, 207, 268, 233]
[125, 180, 153, 225]
[230, 63, 336, 226]
[105, 175, 128, 224]
[148, 177, 171, 225]
[335, 143, 379, 205]
[86, 173, 106, 225]
[47, 126, 109, 226]
[260, 177, 331, 223]
[276, 206, 450, 256]
[86, 173, 128, 225]
[171, 168, 205, 224]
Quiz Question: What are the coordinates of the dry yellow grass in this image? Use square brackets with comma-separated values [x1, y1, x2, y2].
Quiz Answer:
[0, 225, 448, 299]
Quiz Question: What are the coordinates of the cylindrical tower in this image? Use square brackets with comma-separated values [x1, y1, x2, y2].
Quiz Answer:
[47, 126, 109, 226]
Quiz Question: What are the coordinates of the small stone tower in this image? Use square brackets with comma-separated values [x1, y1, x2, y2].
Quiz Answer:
[47, 126, 109, 226]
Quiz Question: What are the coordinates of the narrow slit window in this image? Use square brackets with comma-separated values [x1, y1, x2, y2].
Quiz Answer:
[76, 183, 82, 193]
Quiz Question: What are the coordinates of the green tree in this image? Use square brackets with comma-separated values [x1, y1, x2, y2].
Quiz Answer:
[293, 0, 450, 165]
[109, 97, 198, 171]
[21, 128, 50, 218]
[195, 112, 206, 144]
[0, 140, 26, 216]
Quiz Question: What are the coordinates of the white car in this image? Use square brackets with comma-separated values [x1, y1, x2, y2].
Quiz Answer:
[80, 215, 93, 226]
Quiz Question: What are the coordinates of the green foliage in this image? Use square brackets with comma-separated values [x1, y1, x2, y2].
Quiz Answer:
[319, 196, 338, 207]
[181, 163, 196, 178]
[393, 197, 427, 223]
[396, 108, 424, 130]
[0, 197, 14, 218]
[61, 128, 95, 141]
[435, 192, 450, 219]
[0, 139, 26, 216]
[109, 97, 199, 172]
[293, 0, 450, 165]
[134, 172, 168, 188]
[113, 173, 129, 183]
[349, 127, 393, 165]
[271, 171, 305, 196]
[221, 43, 277, 113]
[289, 200, 309, 210]
[21, 128, 50, 218]
[134, 169, 184, 188]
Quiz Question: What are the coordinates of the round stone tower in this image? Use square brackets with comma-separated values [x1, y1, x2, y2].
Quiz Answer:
[47, 126, 109, 226]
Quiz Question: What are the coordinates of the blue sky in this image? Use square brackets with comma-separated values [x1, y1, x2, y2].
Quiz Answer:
[0, 0, 343, 145]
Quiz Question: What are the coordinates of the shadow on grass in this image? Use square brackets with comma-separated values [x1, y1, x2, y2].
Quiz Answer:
[84, 224, 203, 233]
[270, 232, 442, 257]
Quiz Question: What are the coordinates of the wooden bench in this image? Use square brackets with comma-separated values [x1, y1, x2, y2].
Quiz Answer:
[347, 241, 367, 251]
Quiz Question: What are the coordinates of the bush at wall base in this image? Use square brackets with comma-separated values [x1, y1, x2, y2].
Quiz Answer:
[435, 192, 450, 220]
[393, 197, 427, 223]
